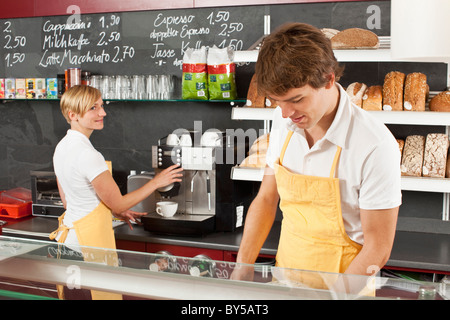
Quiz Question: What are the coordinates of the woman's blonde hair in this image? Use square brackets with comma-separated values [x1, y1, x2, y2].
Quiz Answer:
[60, 85, 101, 124]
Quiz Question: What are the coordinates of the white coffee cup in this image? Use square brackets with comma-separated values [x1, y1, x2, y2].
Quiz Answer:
[200, 131, 222, 147]
[166, 134, 180, 146]
[179, 133, 192, 146]
[156, 201, 178, 217]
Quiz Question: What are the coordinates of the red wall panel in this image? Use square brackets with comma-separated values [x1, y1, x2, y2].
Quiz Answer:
[0, 0, 35, 19]
[0, 0, 381, 19]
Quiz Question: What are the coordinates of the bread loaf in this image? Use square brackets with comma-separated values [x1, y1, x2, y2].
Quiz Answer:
[331, 28, 379, 49]
[249, 133, 270, 155]
[403, 72, 428, 111]
[240, 153, 267, 168]
[246, 74, 265, 108]
[383, 71, 405, 111]
[446, 150, 450, 178]
[321, 28, 340, 39]
[397, 139, 404, 161]
[401, 135, 425, 176]
[422, 133, 449, 178]
[346, 82, 367, 108]
[362, 85, 383, 111]
[429, 91, 450, 112]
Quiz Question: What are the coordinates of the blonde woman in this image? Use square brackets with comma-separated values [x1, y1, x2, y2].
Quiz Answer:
[50, 85, 182, 299]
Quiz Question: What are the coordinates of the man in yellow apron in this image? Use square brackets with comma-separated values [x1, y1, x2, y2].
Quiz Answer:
[51, 85, 182, 299]
[233, 23, 401, 291]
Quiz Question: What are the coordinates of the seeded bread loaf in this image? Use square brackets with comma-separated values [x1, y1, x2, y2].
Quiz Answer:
[429, 91, 450, 112]
[422, 133, 449, 178]
[362, 85, 383, 111]
[403, 72, 428, 111]
[383, 71, 405, 111]
[401, 135, 425, 176]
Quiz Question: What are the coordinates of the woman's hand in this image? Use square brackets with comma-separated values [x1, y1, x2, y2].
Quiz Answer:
[113, 209, 147, 230]
[151, 164, 183, 189]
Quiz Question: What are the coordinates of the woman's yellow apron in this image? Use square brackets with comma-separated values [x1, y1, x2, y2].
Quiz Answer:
[274, 130, 362, 289]
[50, 162, 122, 300]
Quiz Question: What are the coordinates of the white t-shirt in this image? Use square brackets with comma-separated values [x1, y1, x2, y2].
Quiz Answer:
[53, 129, 109, 247]
[266, 84, 402, 245]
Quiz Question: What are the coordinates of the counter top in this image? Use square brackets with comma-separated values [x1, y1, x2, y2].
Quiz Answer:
[1, 216, 450, 273]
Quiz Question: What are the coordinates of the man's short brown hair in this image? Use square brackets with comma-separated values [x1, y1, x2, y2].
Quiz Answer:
[255, 22, 344, 96]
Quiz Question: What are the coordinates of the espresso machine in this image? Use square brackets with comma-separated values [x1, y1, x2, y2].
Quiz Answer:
[140, 130, 256, 235]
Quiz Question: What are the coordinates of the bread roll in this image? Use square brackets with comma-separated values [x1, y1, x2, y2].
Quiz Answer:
[403, 72, 428, 111]
[331, 28, 379, 49]
[401, 135, 425, 176]
[429, 91, 450, 112]
[422, 133, 449, 178]
[383, 71, 405, 111]
[397, 139, 404, 161]
[362, 85, 383, 111]
[346, 82, 367, 108]
[246, 74, 265, 108]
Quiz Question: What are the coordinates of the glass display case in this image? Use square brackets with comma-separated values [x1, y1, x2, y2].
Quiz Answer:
[0, 235, 447, 301]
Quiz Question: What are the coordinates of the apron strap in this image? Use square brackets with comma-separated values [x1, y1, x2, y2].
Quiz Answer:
[280, 130, 294, 165]
[49, 212, 72, 244]
[329, 146, 342, 178]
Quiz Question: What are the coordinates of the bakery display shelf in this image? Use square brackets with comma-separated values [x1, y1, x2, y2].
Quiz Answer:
[233, 50, 259, 63]
[233, 37, 420, 64]
[230, 166, 265, 182]
[231, 106, 450, 126]
[233, 48, 394, 63]
[231, 106, 275, 120]
[231, 166, 450, 193]
[401, 176, 450, 193]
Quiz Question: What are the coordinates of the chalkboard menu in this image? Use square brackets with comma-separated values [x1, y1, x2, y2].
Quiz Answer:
[1, 6, 265, 78]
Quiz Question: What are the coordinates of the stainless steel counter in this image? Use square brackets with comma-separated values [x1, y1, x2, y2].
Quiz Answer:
[2, 216, 450, 273]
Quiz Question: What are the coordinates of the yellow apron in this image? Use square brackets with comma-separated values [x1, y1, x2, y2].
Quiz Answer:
[274, 130, 362, 289]
[50, 161, 122, 300]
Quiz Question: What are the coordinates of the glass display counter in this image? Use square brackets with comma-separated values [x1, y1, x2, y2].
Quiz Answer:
[0, 235, 447, 300]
